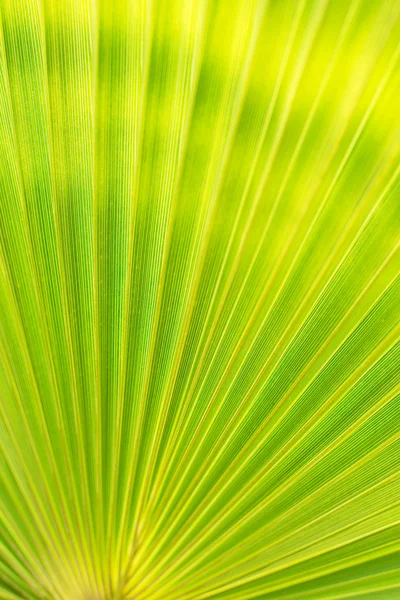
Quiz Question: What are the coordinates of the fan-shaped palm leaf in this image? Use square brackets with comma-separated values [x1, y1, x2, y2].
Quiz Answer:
[0, 0, 399, 598]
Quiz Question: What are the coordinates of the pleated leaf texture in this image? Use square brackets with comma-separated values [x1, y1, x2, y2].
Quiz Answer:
[1, 0, 400, 598]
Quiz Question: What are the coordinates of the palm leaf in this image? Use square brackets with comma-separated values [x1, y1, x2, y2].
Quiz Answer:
[0, 0, 399, 598]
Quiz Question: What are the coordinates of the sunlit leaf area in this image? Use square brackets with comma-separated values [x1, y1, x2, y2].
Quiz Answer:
[1, 0, 400, 598]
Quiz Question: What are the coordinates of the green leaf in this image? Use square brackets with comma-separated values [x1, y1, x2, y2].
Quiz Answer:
[0, 0, 399, 598]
